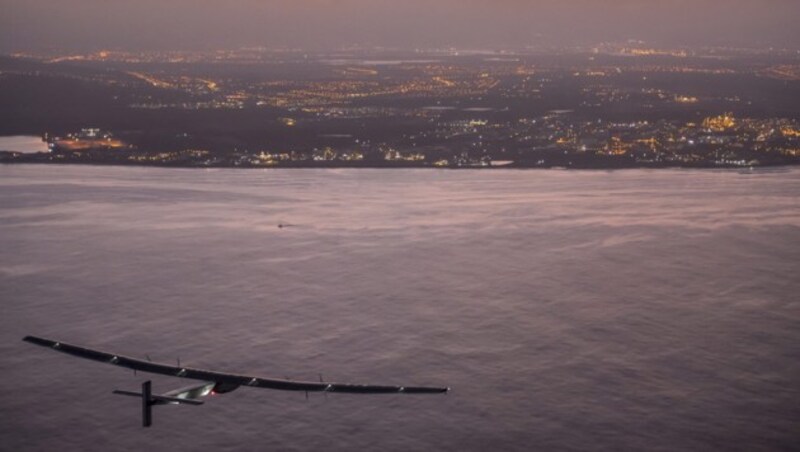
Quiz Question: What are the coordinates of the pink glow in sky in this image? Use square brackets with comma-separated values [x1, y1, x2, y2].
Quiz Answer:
[1, 0, 799, 51]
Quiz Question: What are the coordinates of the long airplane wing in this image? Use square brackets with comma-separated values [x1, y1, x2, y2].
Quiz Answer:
[23, 335, 449, 394]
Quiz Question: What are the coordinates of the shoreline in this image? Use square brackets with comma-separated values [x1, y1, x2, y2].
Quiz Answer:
[2, 159, 797, 171]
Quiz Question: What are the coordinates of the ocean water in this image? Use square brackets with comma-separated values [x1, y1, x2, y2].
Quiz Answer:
[0, 165, 798, 451]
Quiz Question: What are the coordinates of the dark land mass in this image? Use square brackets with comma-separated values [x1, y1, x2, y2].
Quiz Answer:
[1, 49, 799, 168]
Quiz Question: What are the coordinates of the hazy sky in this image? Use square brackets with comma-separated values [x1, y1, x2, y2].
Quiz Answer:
[1, 0, 799, 52]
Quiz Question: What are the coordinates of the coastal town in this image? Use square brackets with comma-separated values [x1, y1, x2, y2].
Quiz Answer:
[2, 47, 799, 168]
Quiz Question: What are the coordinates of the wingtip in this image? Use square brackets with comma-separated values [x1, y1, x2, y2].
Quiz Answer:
[22, 335, 52, 346]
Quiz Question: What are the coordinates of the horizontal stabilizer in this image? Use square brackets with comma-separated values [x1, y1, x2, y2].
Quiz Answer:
[112, 389, 144, 398]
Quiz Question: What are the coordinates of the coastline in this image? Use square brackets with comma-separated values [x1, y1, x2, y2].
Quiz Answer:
[2, 158, 797, 171]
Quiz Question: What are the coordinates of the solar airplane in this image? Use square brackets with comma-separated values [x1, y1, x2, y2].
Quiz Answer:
[23, 335, 449, 427]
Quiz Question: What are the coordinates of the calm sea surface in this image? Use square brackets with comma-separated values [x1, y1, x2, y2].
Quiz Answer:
[1, 165, 798, 451]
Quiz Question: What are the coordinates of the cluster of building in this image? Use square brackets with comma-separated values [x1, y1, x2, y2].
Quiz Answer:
[5, 113, 795, 168]
[3, 48, 799, 169]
